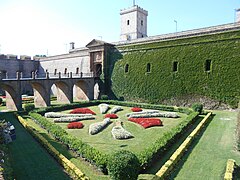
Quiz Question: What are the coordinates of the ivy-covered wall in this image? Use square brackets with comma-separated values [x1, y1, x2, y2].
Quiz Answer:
[105, 30, 240, 107]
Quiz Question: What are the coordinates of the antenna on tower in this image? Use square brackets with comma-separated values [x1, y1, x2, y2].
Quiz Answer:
[133, 0, 136, 6]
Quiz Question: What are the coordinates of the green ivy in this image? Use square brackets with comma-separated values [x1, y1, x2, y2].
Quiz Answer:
[106, 30, 240, 107]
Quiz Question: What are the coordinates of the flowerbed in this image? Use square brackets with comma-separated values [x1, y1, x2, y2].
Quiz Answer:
[45, 112, 94, 118]
[110, 106, 123, 114]
[29, 101, 198, 173]
[127, 111, 179, 118]
[98, 104, 109, 114]
[131, 107, 142, 112]
[89, 118, 112, 135]
[54, 116, 94, 123]
[104, 114, 118, 119]
[67, 122, 84, 129]
[70, 108, 96, 115]
[128, 118, 163, 128]
[111, 122, 134, 139]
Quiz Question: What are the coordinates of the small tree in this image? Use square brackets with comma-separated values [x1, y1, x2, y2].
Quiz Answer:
[24, 103, 35, 112]
[101, 95, 109, 100]
[107, 150, 140, 180]
[191, 103, 203, 113]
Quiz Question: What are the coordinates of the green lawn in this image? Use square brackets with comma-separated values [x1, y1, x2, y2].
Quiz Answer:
[1, 112, 71, 180]
[24, 115, 109, 180]
[50, 105, 187, 154]
[169, 110, 240, 180]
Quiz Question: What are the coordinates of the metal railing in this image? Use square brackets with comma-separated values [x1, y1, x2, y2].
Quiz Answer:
[0, 72, 95, 81]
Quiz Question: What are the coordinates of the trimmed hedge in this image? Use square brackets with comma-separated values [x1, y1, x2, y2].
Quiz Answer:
[106, 30, 240, 107]
[136, 111, 199, 169]
[30, 100, 197, 172]
[23, 103, 35, 113]
[29, 112, 108, 171]
[107, 150, 140, 180]
[34, 100, 193, 115]
[16, 114, 88, 179]
[155, 112, 212, 179]
[224, 159, 236, 180]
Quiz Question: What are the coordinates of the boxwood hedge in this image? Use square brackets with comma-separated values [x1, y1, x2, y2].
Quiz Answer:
[29, 101, 198, 173]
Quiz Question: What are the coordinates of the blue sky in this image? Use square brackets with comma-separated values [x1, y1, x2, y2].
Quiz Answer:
[0, 0, 239, 56]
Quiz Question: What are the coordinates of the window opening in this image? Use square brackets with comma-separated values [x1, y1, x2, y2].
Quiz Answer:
[146, 63, 151, 73]
[205, 60, 211, 71]
[125, 64, 129, 73]
[173, 61, 178, 72]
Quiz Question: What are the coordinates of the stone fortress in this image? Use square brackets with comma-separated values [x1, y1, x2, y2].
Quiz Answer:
[0, 5, 240, 110]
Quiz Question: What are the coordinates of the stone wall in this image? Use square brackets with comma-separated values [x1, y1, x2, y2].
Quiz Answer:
[39, 48, 91, 77]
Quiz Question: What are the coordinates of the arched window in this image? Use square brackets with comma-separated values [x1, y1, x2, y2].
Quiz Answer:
[141, 20, 143, 26]
[64, 68, 67, 74]
[127, 20, 130, 25]
[125, 64, 129, 73]
[54, 69, 57, 75]
[146, 63, 151, 73]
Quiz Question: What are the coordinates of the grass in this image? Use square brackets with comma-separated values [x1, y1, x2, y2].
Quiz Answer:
[0, 112, 71, 180]
[169, 110, 240, 180]
[24, 115, 109, 180]
[49, 105, 187, 154]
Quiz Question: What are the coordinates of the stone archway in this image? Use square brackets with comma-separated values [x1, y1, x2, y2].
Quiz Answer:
[31, 82, 51, 107]
[1, 84, 22, 111]
[54, 81, 73, 104]
[74, 80, 90, 101]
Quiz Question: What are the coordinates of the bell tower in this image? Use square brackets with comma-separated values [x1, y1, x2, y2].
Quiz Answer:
[120, 5, 148, 41]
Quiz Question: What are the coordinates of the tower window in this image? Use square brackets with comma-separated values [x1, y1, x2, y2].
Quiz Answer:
[125, 64, 129, 73]
[54, 69, 57, 75]
[205, 60, 211, 71]
[141, 20, 143, 26]
[64, 68, 67, 74]
[173, 61, 178, 72]
[76, 67, 79, 74]
[127, 20, 130, 25]
[146, 63, 151, 73]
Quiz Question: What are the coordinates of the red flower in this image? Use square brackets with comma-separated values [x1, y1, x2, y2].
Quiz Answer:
[104, 114, 118, 119]
[67, 122, 84, 129]
[131, 107, 142, 112]
[70, 108, 96, 115]
[128, 118, 163, 128]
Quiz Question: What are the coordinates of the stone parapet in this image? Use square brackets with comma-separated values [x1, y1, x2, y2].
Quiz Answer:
[115, 22, 240, 46]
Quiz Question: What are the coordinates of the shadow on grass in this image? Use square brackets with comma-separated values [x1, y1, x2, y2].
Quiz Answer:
[167, 114, 215, 179]
[144, 114, 214, 177]
[39, 133, 74, 159]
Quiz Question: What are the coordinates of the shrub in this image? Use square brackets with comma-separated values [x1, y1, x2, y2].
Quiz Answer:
[191, 103, 203, 113]
[0, 97, 2, 105]
[67, 122, 84, 129]
[101, 95, 109, 100]
[23, 103, 35, 112]
[131, 107, 142, 112]
[70, 108, 96, 115]
[107, 150, 140, 180]
[104, 114, 118, 119]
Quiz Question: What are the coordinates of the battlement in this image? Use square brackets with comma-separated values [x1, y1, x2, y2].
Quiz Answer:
[120, 5, 148, 16]
[0, 54, 35, 60]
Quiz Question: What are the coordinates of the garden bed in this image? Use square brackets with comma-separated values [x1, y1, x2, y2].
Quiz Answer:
[29, 101, 199, 174]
